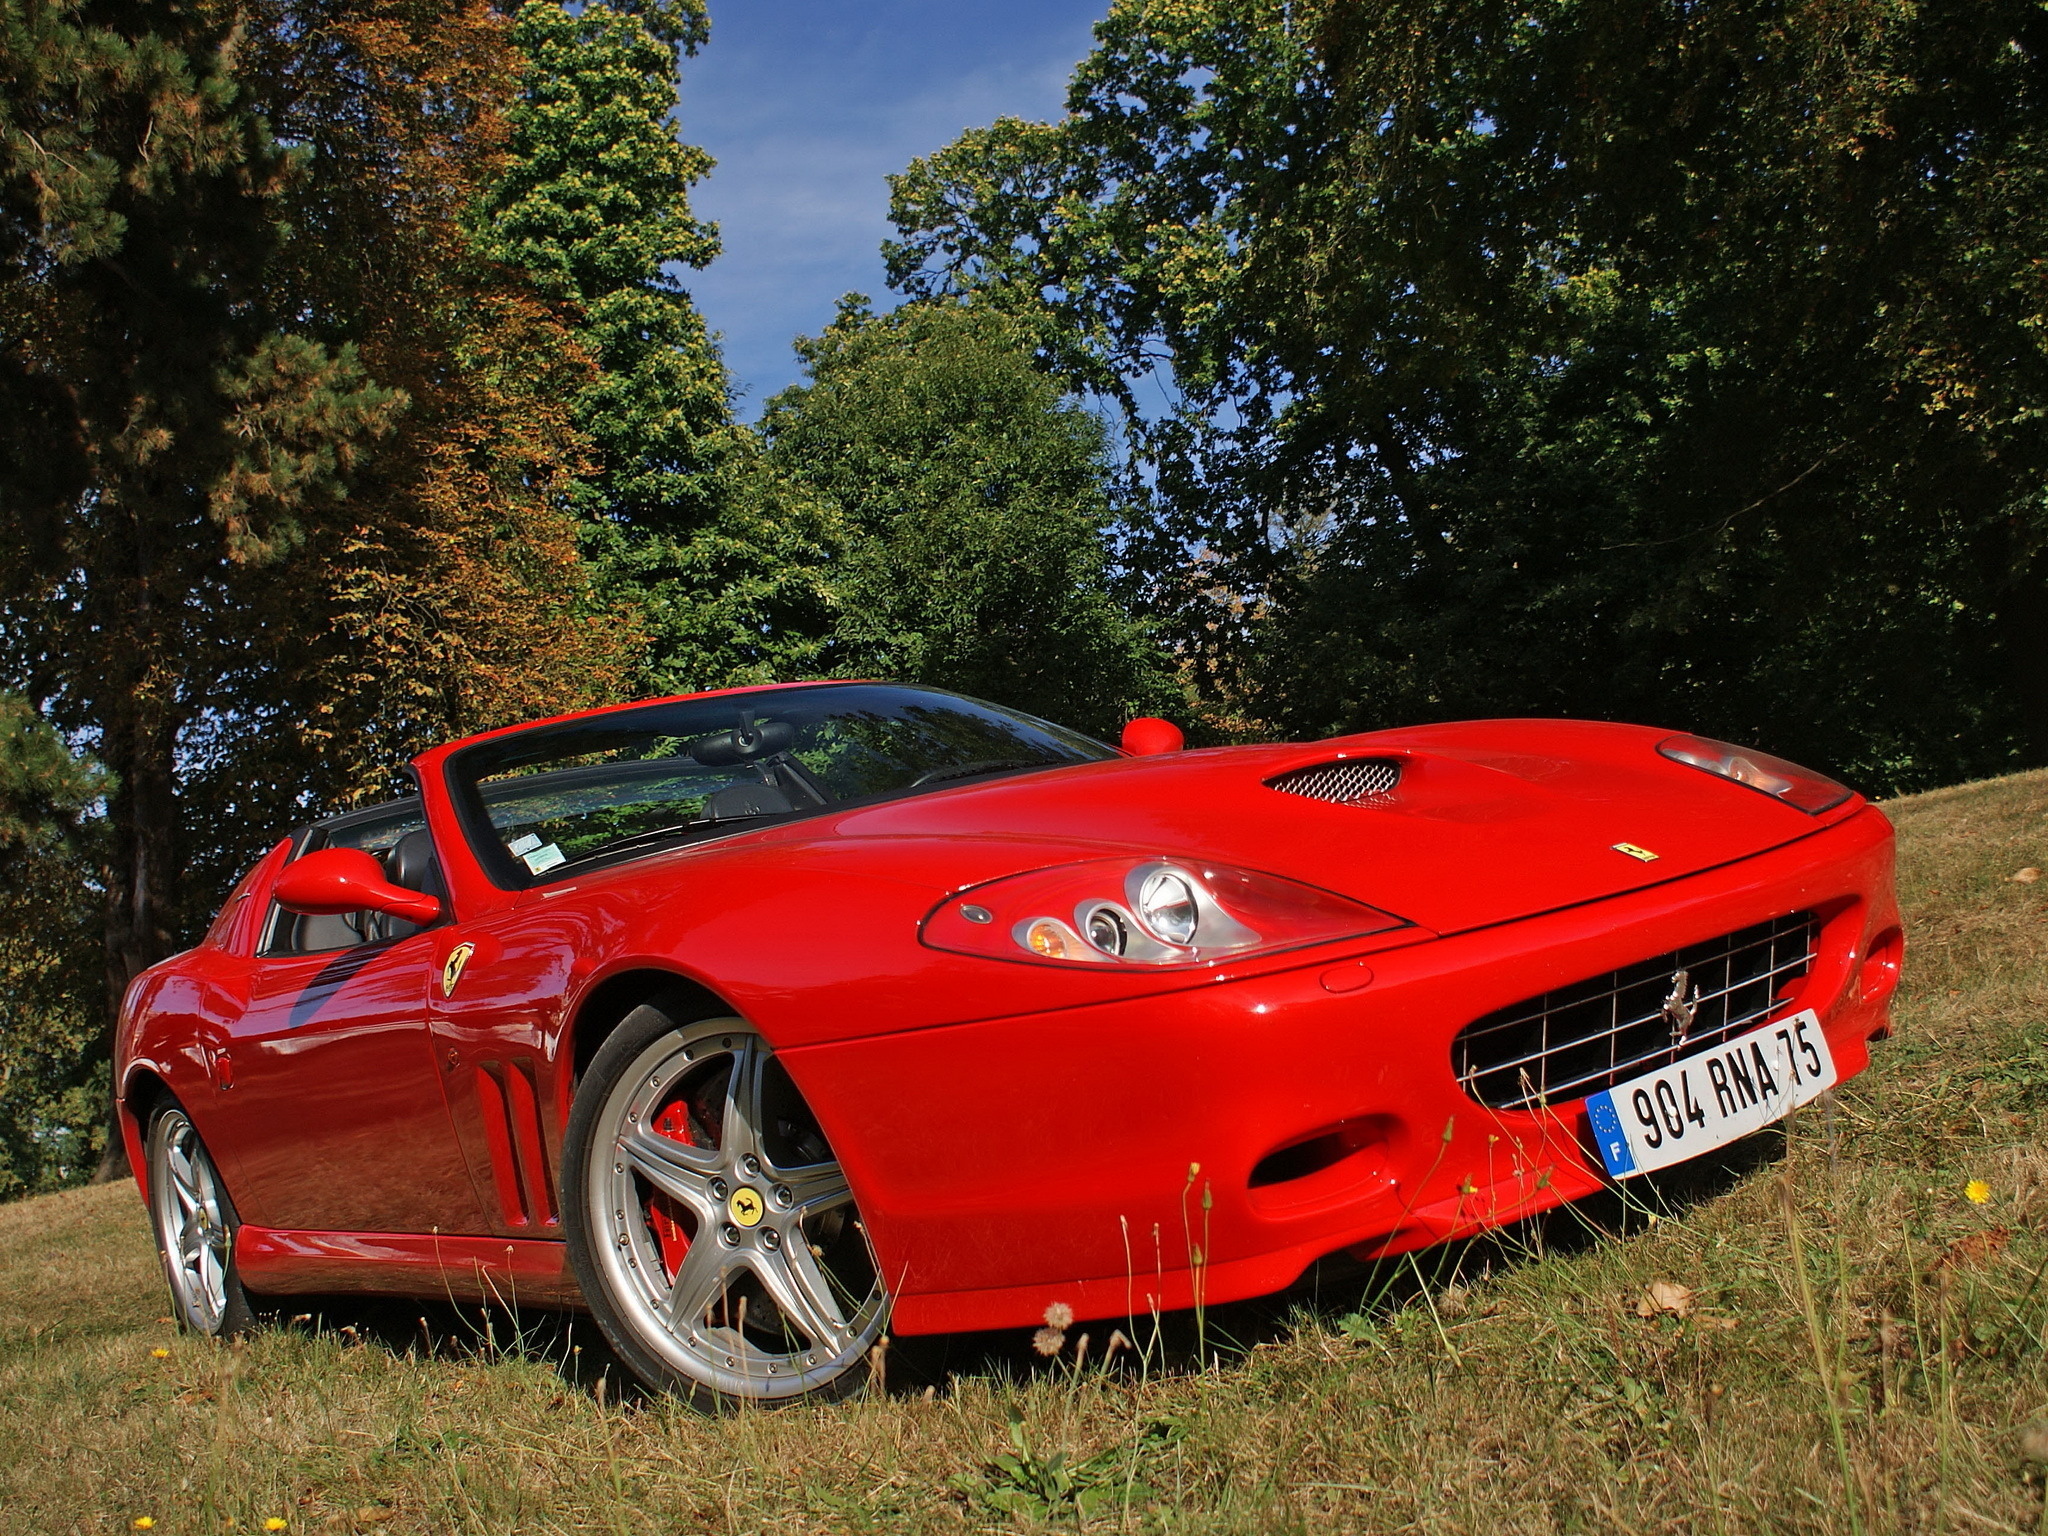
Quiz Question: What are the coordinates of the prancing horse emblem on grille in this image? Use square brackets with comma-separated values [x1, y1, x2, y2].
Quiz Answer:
[1662, 969, 1700, 1041]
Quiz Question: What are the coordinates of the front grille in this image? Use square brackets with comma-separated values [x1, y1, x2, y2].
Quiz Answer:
[1268, 758, 1401, 805]
[1453, 911, 1819, 1111]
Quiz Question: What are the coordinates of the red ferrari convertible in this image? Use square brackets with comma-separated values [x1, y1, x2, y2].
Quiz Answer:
[119, 682, 1901, 1405]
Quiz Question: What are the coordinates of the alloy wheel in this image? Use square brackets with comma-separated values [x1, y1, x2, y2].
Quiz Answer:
[149, 1108, 235, 1334]
[583, 1018, 884, 1401]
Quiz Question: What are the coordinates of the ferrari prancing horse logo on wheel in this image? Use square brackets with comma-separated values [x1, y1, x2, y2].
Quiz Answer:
[728, 1186, 765, 1227]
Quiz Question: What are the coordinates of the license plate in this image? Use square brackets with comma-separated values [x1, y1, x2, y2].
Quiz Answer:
[1585, 1010, 1836, 1178]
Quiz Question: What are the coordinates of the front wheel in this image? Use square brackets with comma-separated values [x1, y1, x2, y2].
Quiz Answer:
[145, 1102, 255, 1336]
[562, 1002, 887, 1408]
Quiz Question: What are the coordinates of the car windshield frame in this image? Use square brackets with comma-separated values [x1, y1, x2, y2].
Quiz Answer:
[441, 682, 1115, 890]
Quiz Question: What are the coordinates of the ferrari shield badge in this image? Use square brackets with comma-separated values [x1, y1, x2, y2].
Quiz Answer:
[1612, 842, 1660, 862]
[728, 1186, 765, 1227]
[441, 942, 476, 998]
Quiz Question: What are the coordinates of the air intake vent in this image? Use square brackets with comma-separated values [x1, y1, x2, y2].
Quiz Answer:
[1267, 758, 1402, 805]
[1452, 911, 1819, 1112]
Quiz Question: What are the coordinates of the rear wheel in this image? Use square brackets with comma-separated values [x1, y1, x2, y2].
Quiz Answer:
[145, 1103, 255, 1337]
[562, 1002, 887, 1407]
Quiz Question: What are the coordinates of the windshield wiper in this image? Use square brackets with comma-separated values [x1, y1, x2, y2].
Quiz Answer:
[557, 821, 705, 865]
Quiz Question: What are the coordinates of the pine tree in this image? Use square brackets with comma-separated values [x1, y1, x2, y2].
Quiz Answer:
[0, 0, 400, 1020]
[3, 0, 644, 1179]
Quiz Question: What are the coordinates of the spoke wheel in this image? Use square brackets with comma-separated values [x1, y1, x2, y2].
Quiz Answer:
[564, 1005, 886, 1406]
[145, 1104, 253, 1337]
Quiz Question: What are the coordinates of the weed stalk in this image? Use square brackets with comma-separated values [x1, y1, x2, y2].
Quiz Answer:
[1781, 1175, 1863, 1536]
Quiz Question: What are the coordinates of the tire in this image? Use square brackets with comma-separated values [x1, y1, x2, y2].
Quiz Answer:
[145, 1101, 256, 1337]
[562, 998, 887, 1408]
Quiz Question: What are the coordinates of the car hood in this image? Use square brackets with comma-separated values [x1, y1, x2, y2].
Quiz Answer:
[815, 719, 1858, 935]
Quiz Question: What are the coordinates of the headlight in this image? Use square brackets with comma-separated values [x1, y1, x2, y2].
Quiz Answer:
[1084, 905, 1130, 955]
[922, 857, 1408, 968]
[1656, 734, 1853, 814]
[1136, 869, 1198, 945]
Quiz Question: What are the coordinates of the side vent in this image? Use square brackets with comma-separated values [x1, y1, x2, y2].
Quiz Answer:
[474, 1060, 557, 1228]
[1267, 758, 1401, 805]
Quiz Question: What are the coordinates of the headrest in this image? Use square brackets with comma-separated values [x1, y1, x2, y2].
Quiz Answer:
[384, 827, 445, 898]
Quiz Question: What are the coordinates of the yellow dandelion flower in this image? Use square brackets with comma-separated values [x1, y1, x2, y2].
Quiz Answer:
[264, 1520, 289, 1532]
[150, 1347, 170, 1359]
[133, 1520, 155, 1531]
[1965, 1179, 1991, 1205]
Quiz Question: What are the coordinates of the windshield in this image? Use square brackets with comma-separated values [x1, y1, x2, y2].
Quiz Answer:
[444, 683, 1114, 886]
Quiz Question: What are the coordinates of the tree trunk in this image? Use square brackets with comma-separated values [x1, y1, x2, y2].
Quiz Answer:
[2001, 558, 2048, 769]
[90, 557, 185, 1183]
[89, 722, 182, 1182]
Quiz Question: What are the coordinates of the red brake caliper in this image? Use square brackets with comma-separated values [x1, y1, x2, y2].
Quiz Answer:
[647, 1100, 696, 1278]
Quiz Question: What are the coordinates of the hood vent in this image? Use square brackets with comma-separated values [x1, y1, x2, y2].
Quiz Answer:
[1266, 758, 1401, 806]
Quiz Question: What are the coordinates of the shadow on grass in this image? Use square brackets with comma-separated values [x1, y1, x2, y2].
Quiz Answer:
[888, 1123, 1790, 1395]
[246, 1126, 1785, 1407]
[252, 1290, 636, 1397]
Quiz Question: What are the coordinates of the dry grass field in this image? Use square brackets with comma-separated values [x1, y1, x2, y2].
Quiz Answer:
[2, 770, 2045, 1534]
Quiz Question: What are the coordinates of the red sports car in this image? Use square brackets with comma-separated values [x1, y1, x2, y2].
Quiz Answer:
[118, 682, 1902, 1406]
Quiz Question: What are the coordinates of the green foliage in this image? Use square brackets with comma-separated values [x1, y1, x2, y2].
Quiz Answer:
[950, 1408, 1151, 1520]
[0, 0, 403, 1005]
[480, 5, 1179, 724]
[0, 696, 105, 1197]
[764, 298, 1176, 735]
[887, 0, 2048, 791]
[621, 449, 846, 694]
[481, 0, 810, 700]
[482, 0, 738, 536]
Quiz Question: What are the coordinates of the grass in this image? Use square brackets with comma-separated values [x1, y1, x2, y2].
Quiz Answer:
[3, 770, 2046, 1534]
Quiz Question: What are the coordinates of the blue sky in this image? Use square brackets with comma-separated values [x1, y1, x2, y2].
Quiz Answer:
[676, 1, 1110, 413]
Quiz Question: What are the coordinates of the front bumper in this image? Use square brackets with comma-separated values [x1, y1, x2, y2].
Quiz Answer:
[785, 807, 1899, 1336]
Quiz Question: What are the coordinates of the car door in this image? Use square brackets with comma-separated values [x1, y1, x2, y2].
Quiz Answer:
[217, 801, 488, 1237]
[422, 900, 592, 1239]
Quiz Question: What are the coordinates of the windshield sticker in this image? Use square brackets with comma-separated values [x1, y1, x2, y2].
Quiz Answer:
[522, 843, 567, 874]
[507, 832, 543, 857]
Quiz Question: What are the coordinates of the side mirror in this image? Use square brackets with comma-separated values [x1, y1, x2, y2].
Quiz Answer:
[1121, 717, 1185, 756]
[274, 847, 442, 926]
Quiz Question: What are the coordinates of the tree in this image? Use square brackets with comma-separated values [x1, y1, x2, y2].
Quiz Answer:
[226, 0, 641, 825]
[762, 299, 1174, 735]
[3, 0, 641, 1181]
[886, 0, 2048, 790]
[0, 696, 108, 1196]
[482, 0, 736, 532]
[0, 0, 400, 1013]
[478, 0, 807, 696]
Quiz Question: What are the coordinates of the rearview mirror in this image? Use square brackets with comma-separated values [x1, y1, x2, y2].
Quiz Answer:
[690, 715, 796, 766]
[274, 848, 442, 926]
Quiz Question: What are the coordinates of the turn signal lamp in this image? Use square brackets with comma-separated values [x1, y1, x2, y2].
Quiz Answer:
[1655, 734, 1853, 814]
[922, 857, 1406, 969]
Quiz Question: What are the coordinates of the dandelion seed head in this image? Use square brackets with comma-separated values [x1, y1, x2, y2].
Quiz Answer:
[1031, 1326, 1066, 1356]
[1043, 1302, 1073, 1330]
